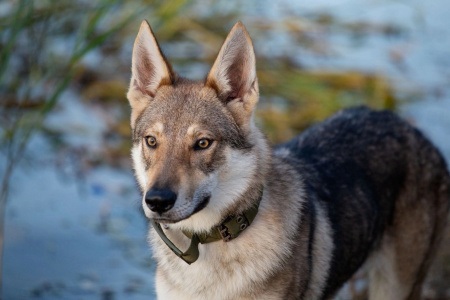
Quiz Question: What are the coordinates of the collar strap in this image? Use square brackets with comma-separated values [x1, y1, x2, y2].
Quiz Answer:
[151, 188, 263, 264]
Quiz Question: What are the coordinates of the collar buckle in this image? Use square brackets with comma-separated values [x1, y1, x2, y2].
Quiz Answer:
[218, 223, 232, 242]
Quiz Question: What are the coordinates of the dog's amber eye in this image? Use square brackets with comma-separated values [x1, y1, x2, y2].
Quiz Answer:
[145, 136, 157, 148]
[195, 138, 211, 150]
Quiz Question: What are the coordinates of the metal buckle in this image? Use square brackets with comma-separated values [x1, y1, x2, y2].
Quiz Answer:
[218, 224, 232, 242]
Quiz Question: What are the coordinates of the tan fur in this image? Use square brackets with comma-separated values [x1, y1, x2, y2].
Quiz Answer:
[304, 203, 334, 299]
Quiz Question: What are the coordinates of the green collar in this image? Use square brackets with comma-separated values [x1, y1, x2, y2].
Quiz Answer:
[150, 188, 263, 264]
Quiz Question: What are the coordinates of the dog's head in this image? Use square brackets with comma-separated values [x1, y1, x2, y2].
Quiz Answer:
[127, 21, 264, 232]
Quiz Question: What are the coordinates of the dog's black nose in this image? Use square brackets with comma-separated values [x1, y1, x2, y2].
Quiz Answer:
[145, 188, 177, 214]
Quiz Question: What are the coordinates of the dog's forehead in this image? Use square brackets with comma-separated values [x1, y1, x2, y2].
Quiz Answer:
[134, 82, 232, 139]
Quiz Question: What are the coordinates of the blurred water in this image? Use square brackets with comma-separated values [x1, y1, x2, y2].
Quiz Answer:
[2, 0, 450, 299]
[4, 165, 155, 299]
[3, 101, 156, 298]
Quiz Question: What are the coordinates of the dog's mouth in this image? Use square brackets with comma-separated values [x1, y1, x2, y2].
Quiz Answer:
[151, 195, 211, 224]
[192, 195, 210, 215]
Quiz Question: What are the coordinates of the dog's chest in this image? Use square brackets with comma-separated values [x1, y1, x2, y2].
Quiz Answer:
[152, 226, 291, 300]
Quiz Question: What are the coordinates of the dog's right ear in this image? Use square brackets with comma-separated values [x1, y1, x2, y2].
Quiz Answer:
[127, 21, 176, 126]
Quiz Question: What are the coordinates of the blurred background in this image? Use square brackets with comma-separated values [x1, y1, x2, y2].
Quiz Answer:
[1, 0, 449, 299]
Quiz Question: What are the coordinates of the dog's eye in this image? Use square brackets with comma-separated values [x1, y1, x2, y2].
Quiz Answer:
[145, 136, 157, 148]
[195, 138, 212, 150]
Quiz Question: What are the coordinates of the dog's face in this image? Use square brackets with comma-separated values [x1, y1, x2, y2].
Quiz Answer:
[127, 21, 259, 231]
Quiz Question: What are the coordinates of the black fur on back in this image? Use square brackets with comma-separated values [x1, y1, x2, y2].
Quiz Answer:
[276, 106, 448, 298]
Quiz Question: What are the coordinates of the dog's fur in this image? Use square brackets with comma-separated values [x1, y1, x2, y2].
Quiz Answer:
[127, 21, 450, 300]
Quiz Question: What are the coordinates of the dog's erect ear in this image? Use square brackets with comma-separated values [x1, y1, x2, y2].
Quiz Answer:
[206, 22, 258, 127]
[127, 21, 176, 126]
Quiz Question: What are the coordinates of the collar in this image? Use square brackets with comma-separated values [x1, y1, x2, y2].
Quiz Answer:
[150, 188, 264, 264]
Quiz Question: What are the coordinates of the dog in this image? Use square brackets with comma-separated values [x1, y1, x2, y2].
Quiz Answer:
[126, 21, 450, 300]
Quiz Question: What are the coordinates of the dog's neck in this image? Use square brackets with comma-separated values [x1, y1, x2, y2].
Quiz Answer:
[152, 187, 264, 264]
[182, 187, 264, 242]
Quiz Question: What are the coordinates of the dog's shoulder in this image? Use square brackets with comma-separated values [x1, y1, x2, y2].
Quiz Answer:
[273, 106, 422, 297]
[272, 106, 449, 298]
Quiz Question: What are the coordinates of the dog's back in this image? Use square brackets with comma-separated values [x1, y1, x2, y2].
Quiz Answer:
[276, 106, 450, 299]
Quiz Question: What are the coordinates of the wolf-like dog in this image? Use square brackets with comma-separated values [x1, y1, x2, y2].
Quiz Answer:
[127, 21, 450, 300]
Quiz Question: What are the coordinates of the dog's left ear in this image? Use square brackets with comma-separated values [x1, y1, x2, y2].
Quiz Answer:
[127, 20, 177, 127]
[206, 22, 258, 127]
